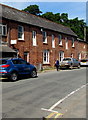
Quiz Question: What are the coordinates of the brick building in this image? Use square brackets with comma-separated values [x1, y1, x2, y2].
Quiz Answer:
[0, 4, 88, 69]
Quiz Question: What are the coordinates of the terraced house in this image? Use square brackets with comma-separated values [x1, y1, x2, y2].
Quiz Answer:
[0, 4, 88, 69]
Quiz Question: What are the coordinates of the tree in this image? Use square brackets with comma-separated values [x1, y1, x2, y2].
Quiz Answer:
[60, 13, 68, 23]
[22, 5, 42, 15]
[41, 12, 55, 22]
[68, 17, 86, 39]
[54, 13, 61, 23]
[22, 4, 87, 40]
[86, 26, 88, 42]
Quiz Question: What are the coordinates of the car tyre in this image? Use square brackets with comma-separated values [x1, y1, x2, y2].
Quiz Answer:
[10, 72, 18, 81]
[78, 64, 80, 69]
[31, 70, 37, 78]
[70, 64, 73, 70]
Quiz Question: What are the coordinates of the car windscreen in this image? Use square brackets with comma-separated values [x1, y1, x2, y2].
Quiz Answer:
[0, 60, 7, 65]
[81, 59, 87, 62]
[63, 58, 71, 61]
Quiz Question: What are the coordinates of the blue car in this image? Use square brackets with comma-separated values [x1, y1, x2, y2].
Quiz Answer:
[0, 58, 37, 81]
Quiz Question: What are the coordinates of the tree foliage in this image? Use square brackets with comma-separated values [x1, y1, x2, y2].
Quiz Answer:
[22, 5, 42, 15]
[22, 4, 87, 40]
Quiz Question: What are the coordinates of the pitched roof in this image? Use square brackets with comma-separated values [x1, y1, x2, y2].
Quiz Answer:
[0, 4, 77, 37]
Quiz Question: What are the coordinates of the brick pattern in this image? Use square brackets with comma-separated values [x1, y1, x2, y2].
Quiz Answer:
[1, 18, 88, 68]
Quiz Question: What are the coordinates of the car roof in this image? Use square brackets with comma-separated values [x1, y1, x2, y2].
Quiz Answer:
[0, 58, 23, 61]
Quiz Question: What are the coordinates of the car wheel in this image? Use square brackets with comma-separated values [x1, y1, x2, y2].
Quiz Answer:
[10, 72, 18, 81]
[78, 64, 80, 69]
[70, 64, 73, 70]
[31, 70, 37, 78]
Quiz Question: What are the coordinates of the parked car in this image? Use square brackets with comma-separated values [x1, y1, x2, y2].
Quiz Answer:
[80, 59, 88, 66]
[0, 58, 37, 81]
[60, 58, 80, 69]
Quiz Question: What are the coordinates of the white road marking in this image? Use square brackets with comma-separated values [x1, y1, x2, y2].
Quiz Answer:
[49, 83, 88, 110]
[41, 108, 58, 113]
[41, 83, 87, 113]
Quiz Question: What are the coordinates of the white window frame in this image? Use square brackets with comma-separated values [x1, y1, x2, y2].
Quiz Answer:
[24, 52, 29, 62]
[18, 25, 24, 40]
[59, 51, 64, 62]
[52, 34, 55, 48]
[78, 53, 81, 60]
[43, 50, 49, 64]
[43, 31, 47, 43]
[71, 53, 73, 58]
[0, 24, 7, 36]
[72, 37, 75, 47]
[32, 31, 37, 46]
[58, 34, 62, 45]
[65, 37, 68, 49]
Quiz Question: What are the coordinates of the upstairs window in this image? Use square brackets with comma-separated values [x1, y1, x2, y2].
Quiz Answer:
[65, 37, 68, 49]
[58, 34, 62, 45]
[0, 24, 7, 36]
[72, 37, 75, 47]
[32, 31, 37, 46]
[18, 25, 24, 40]
[43, 31, 47, 43]
[52, 34, 55, 48]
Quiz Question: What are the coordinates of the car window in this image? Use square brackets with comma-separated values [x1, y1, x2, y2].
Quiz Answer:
[12, 59, 27, 65]
[12, 60, 20, 64]
[73, 59, 77, 61]
[81, 59, 87, 62]
[75, 59, 78, 61]
[19, 60, 27, 64]
[63, 58, 71, 61]
[0, 60, 7, 65]
[73, 58, 77, 61]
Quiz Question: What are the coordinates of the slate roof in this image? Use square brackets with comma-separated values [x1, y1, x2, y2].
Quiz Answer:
[0, 4, 77, 37]
[0, 45, 16, 53]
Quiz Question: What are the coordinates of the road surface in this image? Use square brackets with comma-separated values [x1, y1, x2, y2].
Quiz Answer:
[1, 67, 87, 119]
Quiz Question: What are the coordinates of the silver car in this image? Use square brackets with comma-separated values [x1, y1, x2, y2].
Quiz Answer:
[60, 58, 80, 69]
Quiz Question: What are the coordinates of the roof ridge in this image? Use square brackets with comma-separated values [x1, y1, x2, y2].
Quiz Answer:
[0, 3, 72, 30]
[0, 3, 77, 37]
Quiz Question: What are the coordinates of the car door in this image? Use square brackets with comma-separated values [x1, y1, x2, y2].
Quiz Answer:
[75, 59, 79, 66]
[72, 58, 76, 66]
[12, 59, 30, 74]
[73, 59, 78, 67]
[12, 59, 24, 74]
[19, 59, 30, 74]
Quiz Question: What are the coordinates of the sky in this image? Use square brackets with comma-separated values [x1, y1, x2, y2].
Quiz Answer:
[0, 1, 87, 24]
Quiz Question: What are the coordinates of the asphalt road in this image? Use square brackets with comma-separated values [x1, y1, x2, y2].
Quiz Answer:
[1, 67, 87, 119]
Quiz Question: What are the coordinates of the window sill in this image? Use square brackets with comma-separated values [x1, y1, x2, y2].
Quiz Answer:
[59, 44, 63, 46]
[43, 63, 50, 65]
[18, 39, 24, 41]
[33, 45, 37, 47]
[43, 42, 48, 44]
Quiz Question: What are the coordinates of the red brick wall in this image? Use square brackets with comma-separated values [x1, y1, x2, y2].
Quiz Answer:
[2, 18, 88, 68]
